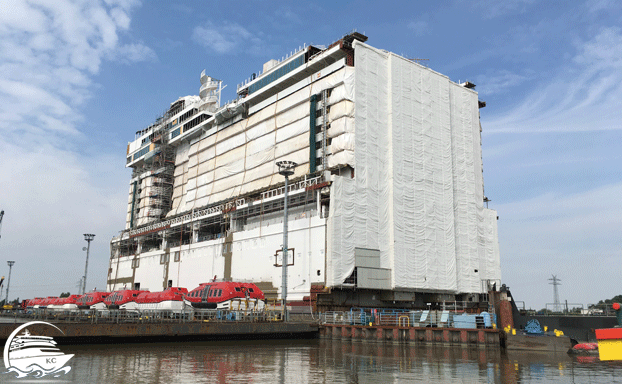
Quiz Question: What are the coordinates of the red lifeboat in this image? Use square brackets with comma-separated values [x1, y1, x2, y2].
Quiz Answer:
[26, 297, 45, 309]
[135, 287, 188, 311]
[184, 281, 265, 310]
[76, 292, 111, 310]
[104, 290, 147, 310]
[38, 297, 58, 309]
[47, 295, 81, 311]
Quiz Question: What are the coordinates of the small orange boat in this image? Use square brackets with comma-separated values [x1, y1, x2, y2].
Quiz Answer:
[595, 303, 622, 361]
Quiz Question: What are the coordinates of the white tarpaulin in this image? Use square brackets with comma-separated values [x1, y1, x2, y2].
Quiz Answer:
[326, 42, 500, 293]
[175, 67, 352, 210]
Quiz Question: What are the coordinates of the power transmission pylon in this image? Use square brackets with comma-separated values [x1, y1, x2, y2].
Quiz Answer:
[549, 275, 562, 312]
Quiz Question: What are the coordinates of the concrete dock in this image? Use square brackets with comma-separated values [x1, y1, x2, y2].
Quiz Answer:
[0, 317, 319, 344]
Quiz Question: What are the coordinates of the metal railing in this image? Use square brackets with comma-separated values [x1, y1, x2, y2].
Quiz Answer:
[320, 309, 495, 329]
[0, 308, 289, 325]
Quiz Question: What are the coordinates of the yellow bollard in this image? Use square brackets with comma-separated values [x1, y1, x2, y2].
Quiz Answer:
[544, 326, 548, 332]
[512, 328, 516, 335]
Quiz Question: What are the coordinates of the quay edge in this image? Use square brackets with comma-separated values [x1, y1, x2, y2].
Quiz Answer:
[320, 324, 500, 347]
[0, 321, 319, 345]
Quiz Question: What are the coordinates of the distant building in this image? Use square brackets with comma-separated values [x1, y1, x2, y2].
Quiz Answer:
[109, 32, 501, 309]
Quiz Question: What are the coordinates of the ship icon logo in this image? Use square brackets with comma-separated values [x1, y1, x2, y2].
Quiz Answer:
[2, 321, 73, 378]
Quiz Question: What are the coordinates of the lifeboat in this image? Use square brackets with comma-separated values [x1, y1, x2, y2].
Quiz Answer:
[135, 287, 189, 311]
[76, 292, 111, 310]
[26, 297, 45, 309]
[184, 281, 265, 311]
[104, 290, 147, 310]
[47, 295, 81, 311]
[37, 297, 58, 309]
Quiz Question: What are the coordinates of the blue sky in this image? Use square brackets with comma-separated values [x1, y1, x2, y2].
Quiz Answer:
[0, 0, 620, 309]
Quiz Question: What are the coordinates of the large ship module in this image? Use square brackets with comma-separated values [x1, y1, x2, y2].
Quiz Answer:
[109, 32, 501, 310]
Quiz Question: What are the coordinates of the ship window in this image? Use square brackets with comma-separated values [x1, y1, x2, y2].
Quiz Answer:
[248, 288, 254, 293]
[174, 251, 180, 262]
[235, 287, 241, 292]
[218, 289, 223, 297]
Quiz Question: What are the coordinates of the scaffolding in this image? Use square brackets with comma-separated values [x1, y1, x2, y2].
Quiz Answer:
[129, 108, 176, 228]
[112, 174, 330, 259]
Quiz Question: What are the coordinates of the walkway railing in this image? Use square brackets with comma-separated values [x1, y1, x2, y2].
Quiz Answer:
[320, 308, 496, 329]
[0, 308, 291, 325]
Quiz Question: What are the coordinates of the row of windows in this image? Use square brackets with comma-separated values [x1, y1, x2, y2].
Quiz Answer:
[179, 108, 197, 124]
[133, 146, 150, 161]
[248, 55, 304, 95]
[171, 127, 181, 139]
[188, 288, 223, 298]
[159, 252, 180, 264]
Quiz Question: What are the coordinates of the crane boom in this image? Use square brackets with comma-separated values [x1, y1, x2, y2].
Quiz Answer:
[0, 210, 4, 239]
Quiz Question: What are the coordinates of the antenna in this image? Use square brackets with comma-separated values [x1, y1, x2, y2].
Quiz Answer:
[549, 275, 562, 312]
[0, 210, 4, 239]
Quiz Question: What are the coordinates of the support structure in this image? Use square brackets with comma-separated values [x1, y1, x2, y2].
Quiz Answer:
[5, 261, 14, 304]
[277, 161, 297, 322]
[82, 234, 95, 294]
[549, 275, 562, 313]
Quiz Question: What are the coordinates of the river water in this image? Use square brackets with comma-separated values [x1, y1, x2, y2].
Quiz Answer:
[2, 338, 621, 383]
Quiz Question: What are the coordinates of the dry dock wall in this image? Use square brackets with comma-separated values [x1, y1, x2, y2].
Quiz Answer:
[320, 324, 500, 347]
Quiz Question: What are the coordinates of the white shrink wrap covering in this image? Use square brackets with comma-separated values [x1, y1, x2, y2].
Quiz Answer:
[214, 158, 245, 180]
[196, 173, 209, 187]
[198, 134, 217, 151]
[215, 132, 245, 156]
[198, 159, 215, 175]
[247, 133, 276, 157]
[326, 177, 357, 288]
[325, 41, 500, 293]
[275, 119, 308, 143]
[310, 67, 355, 101]
[198, 146, 215, 164]
[175, 141, 190, 166]
[482, 208, 502, 283]
[186, 177, 197, 191]
[327, 117, 355, 138]
[246, 148, 275, 170]
[245, 118, 275, 141]
[329, 100, 355, 120]
[328, 151, 355, 168]
[276, 103, 308, 128]
[187, 165, 198, 179]
[214, 145, 246, 169]
[449, 82, 482, 293]
[330, 133, 355, 152]
[328, 84, 348, 104]
[275, 134, 307, 158]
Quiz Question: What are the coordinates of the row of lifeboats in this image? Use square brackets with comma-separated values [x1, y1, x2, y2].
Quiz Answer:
[24, 281, 266, 312]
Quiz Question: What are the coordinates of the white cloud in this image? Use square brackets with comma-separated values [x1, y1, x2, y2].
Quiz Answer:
[192, 22, 264, 54]
[470, 0, 535, 19]
[482, 27, 622, 133]
[476, 70, 533, 95]
[0, 0, 148, 298]
[407, 20, 429, 37]
[113, 43, 157, 63]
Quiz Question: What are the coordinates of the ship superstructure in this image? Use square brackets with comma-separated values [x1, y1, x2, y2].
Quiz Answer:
[109, 32, 501, 309]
